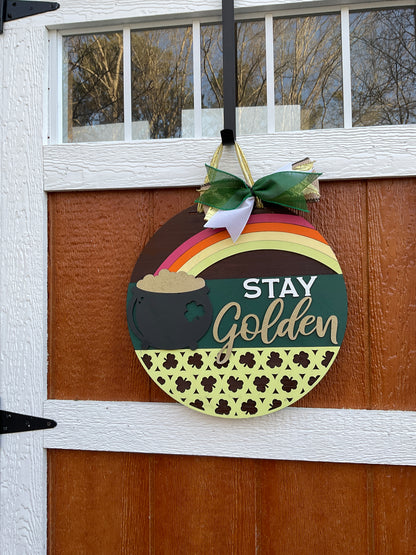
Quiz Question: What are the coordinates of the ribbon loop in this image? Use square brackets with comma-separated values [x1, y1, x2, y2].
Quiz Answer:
[252, 171, 321, 212]
[200, 165, 252, 211]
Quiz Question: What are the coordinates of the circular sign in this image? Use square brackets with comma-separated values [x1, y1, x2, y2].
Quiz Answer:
[127, 207, 347, 418]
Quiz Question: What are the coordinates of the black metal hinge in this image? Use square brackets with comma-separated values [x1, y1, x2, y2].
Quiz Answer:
[0, 409, 57, 434]
[1, 0, 60, 34]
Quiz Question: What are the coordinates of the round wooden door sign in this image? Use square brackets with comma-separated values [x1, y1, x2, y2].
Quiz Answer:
[127, 207, 347, 418]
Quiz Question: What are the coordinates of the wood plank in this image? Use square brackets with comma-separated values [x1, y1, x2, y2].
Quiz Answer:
[43, 127, 416, 192]
[296, 180, 370, 409]
[48, 191, 153, 401]
[151, 455, 256, 554]
[0, 25, 49, 555]
[257, 460, 369, 554]
[44, 401, 416, 466]
[48, 450, 150, 555]
[368, 179, 416, 410]
[47, 450, 416, 555]
[151, 187, 197, 235]
[373, 465, 416, 555]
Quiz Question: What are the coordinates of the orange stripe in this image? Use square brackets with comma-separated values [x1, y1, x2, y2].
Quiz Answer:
[169, 223, 327, 272]
[169, 231, 228, 272]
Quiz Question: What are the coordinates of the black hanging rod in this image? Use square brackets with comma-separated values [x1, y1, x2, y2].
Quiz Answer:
[221, 0, 236, 144]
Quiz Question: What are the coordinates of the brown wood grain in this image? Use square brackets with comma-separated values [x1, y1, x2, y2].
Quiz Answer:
[151, 455, 257, 554]
[48, 450, 150, 555]
[48, 191, 153, 401]
[257, 460, 370, 554]
[48, 451, 416, 555]
[367, 179, 416, 410]
[373, 465, 416, 555]
[296, 180, 370, 409]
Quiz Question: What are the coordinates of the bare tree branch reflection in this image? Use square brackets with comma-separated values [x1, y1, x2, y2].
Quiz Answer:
[201, 21, 267, 109]
[63, 8, 415, 142]
[64, 32, 124, 141]
[131, 26, 193, 138]
[273, 14, 343, 129]
[351, 8, 416, 126]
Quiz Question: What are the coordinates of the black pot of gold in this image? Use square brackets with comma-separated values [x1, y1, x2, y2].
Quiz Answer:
[127, 270, 213, 350]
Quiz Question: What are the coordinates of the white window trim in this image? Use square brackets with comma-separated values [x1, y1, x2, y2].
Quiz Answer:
[123, 28, 133, 142]
[47, 1, 416, 188]
[341, 7, 353, 128]
[43, 126, 416, 192]
[1, 1, 415, 553]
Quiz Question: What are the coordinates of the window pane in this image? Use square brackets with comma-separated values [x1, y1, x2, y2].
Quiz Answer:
[236, 20, 267, 135]
[200, 23, 223, 137]
[273, 14, 343, 130]
[350, 8, 416, 127]
[63, 32, 124, 143]
[131, 26, 193, 140]
[201, 24, 224, 137]
[200, 20, 266, 137]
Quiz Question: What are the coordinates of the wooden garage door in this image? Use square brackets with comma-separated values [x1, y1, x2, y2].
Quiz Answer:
[47, 179, 416, 554]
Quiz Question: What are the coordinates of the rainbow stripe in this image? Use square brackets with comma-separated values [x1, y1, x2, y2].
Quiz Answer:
[156, 213, 342, 276]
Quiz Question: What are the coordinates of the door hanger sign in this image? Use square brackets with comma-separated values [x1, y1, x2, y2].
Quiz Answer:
[127, 204, 348, 419]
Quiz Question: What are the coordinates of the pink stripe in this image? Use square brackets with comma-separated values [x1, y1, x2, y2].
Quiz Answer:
[156, 213, 314, 273]
[155, 228, 220, 274]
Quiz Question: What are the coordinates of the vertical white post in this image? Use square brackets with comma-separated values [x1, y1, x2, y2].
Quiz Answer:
[341, 7, 352, 129]
[47, 31, 57, 144]
[0, 25, 49, 554]
[265, 14, 275, 134]
[49, 31, 63, 144]
[123, 27, 132, 141]
[192, 21, 202, 138]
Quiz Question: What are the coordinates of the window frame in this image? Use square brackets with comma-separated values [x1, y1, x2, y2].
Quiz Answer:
[47, 1, 416, 190]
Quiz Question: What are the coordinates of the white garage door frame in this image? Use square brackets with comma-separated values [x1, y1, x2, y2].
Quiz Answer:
[1, 1, 415, 553]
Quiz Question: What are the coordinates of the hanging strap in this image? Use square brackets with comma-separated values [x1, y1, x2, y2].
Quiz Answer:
[235, 142, 253, 186]
[197, 142, 262, 214]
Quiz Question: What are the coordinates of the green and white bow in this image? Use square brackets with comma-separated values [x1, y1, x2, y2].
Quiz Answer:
[196, 163, 321, 242]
